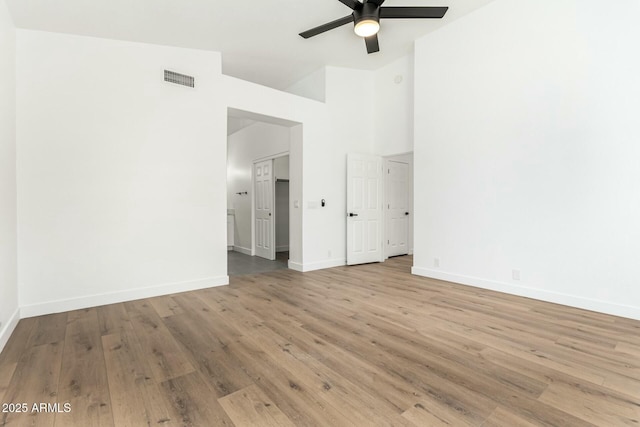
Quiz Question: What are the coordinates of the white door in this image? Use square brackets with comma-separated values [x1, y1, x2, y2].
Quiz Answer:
[254, 159, 275, 260]
[347, 153, 383, 265]
[385, 160, 410, 257]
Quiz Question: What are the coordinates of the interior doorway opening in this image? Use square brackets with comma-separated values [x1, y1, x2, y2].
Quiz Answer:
[384, 153, 413, 260]
[226, 108, 301, 276]
[274, 156, 290, 262]
[346, 151, 413, 266]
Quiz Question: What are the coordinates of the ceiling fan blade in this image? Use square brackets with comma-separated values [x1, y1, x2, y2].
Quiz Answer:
[338, 0, 360, 10]
[380, 6, 448, 19]
[299, 15, 354, 38]
[365, 34, 380, 54]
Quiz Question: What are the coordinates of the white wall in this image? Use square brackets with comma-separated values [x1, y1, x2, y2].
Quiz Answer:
[13, 33, 378, 319]
[222, 76, 326, 270]
[223, 67, 379, 272]
[285, 67, 326, 103]
[300, 66, 376, 269]
[278, 64, 413, 269]
[413, 0, 640, 320]
[374, 56, 415, 259]
[227, 117, 255, 135]
[10, 27, 406, 323]
[274, 155, 289, 181]
[17, 30, 228, 316]
[374, 54, 414, 156]
[0, 0, 19, 352]
[227, 122, 290, 254]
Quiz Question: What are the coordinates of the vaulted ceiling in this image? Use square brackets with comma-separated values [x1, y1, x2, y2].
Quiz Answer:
[5, 0, 494, 90]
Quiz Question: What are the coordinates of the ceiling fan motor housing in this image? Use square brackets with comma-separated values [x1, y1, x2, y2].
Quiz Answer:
[354, 3, 380, 26]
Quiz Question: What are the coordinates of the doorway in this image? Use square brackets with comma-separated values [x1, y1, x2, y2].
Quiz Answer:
[227, 108, 299, 276]
[252, 154, 290, 262]
[384, 155, 412, 258]
[346, 152, 413, 266]
[274, 155, 290, 263]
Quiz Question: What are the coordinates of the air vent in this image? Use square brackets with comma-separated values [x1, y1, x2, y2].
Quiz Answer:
[164, 70, 195, 88]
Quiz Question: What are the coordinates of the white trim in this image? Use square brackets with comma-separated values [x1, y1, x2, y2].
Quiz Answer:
[384, 150, 413, 157]
[233, 245, 252, 256]
[254, 151, 290, 163]
[304, 258, 346, 272]
[20, 276, 229, 319]
[411, 267, 640, 321]
[291, 258, 346, 273]
[0, 308, 20, 355]
[288, 260, 304, 272]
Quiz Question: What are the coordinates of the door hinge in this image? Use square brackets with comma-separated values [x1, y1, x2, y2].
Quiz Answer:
[387, 240, 390, 244]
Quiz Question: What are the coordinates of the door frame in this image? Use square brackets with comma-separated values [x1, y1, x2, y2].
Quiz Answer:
[251, 151, 289, 259]
[382, 152, 414, 260]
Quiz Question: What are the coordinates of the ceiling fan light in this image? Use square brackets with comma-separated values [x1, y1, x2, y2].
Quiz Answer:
[354, 19, 380, 37]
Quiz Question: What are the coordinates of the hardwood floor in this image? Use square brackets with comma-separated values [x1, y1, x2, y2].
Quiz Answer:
[1, 256, 639, 426]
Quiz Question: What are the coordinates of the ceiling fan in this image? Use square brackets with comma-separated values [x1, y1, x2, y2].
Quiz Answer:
[299, 0, 448, 54]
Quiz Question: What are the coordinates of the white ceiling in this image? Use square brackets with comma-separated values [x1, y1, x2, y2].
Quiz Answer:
[5, 0, 494, 90]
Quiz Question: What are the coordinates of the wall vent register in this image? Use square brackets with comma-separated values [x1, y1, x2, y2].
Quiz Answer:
[164, 70, 195, 88]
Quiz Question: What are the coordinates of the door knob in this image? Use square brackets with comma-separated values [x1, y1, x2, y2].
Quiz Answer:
[405, 212, 409, 216]
[348, 213, 359, 217]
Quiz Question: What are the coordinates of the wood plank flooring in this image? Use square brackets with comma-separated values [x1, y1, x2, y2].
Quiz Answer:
[1, 256, 639, 426]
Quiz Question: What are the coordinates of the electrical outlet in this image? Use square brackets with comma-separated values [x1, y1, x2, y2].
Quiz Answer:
[434, 258, 440, 268]
[328, 250, 332, 258]
[512, 269, 521, 281]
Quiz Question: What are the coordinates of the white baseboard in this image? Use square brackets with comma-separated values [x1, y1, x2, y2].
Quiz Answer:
[288, 260, 304, 272]
[233, 246, 252, 256]
[276, 245, 290, 252]
[411, 267, 640, 321]
[0, 308, 20, 355]
[306, 258, 346, 272]
[288, 258, 346, 273]
[20, 276, 229, 319]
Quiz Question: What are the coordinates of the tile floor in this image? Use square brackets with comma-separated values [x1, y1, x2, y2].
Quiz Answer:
[227, 250, 289, 276]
